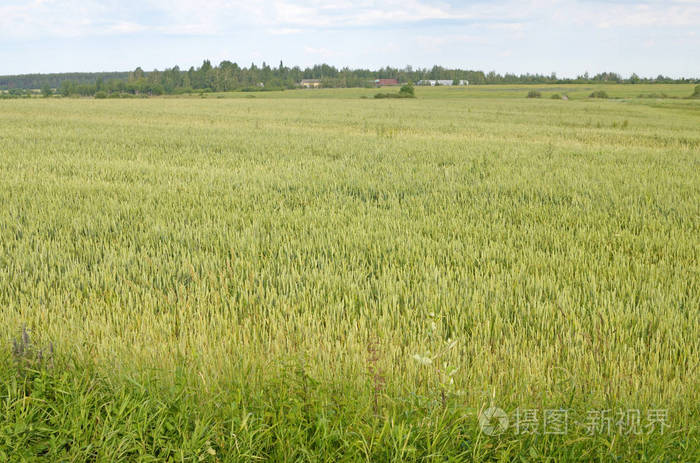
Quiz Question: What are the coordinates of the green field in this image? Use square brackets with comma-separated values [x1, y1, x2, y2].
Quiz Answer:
[1, 85, 698, 461]
[194, 83, 697, 100]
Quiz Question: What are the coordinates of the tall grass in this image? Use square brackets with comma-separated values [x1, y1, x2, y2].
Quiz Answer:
[0, 91, 698, 460]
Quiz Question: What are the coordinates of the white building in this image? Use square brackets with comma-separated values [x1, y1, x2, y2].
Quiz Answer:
[416, 80, 469, 86]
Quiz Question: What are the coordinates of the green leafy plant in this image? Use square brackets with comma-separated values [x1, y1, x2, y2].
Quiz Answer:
[589, 90, 609, 98]
[398, 83, 415, 97]
[411, 312, 460, 408]
[375, 83, 415, 99]
[11, 327, 53, 375]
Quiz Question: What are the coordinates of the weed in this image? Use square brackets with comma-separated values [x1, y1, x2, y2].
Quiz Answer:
[11, 326, 53, 374]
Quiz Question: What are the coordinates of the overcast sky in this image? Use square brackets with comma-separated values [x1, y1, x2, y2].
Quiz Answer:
[1, 0, 698, 77]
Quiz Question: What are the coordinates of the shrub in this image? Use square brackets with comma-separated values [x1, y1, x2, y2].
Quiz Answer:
[589, 90, 609, 99]
[149, 84, 164, 96]
[551, 94, 561, 100]
[691, 85, 700, 98]
[375, 84, 415, 99]
[94, 91, 107, 99]
[4, 88, 29, 98]
[0, 92, 22, 100]
[399, 83, 415, 97]
[527, 90, 541, 98]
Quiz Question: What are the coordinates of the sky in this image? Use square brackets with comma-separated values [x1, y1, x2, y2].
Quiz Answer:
[0, 0, 698, 78]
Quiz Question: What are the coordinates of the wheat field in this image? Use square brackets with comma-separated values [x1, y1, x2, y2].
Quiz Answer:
[1, 86, 698, 461]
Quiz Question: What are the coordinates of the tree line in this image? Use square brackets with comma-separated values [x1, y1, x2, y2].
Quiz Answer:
[1, 61, 697, 96]
[0, 72, 128, 91]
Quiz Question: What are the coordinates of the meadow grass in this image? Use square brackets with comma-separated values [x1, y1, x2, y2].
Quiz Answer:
[0, 86, 698, 461]
[195, 83, 697, 100]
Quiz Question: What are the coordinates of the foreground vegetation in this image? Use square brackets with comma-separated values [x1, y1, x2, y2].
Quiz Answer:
[1, 86, 698, 461]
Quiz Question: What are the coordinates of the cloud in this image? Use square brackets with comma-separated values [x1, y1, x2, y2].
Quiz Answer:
[303, 46, 338, 58]
[2, 0, 699, 41]
[0, 0, 497, 39]
[257, 0, 462, 28]
[268, 28, 304, 35]
[415, 33, 490, 49]
[567, 0, 700, 28]
[0, 0, 698, 77]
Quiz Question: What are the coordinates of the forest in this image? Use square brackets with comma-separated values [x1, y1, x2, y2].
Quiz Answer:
[1, 61, 697, 96]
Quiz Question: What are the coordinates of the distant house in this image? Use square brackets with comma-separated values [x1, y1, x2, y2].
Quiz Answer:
[300, 79, 321, 88]
[375, 79, 399, 86]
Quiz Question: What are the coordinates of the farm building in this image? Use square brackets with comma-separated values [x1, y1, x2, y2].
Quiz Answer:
[375, 79, 399, 86]
[300, 79, 321, 88]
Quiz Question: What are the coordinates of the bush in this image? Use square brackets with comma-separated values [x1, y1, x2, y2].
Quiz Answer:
[3, 89, 30, 99]
[94, 91, 107, 99]
[589, 90, 609, 99]
[551, 94, 561, 100]
[149, 84, 164, 96]
[691, 85, 700, 98]
[527, 90, 541, 98]
[399, 83, 415, 97]
[375, 84, 416, 99]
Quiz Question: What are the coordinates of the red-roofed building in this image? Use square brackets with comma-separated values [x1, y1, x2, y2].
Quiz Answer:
[375, 79, 399, 86]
